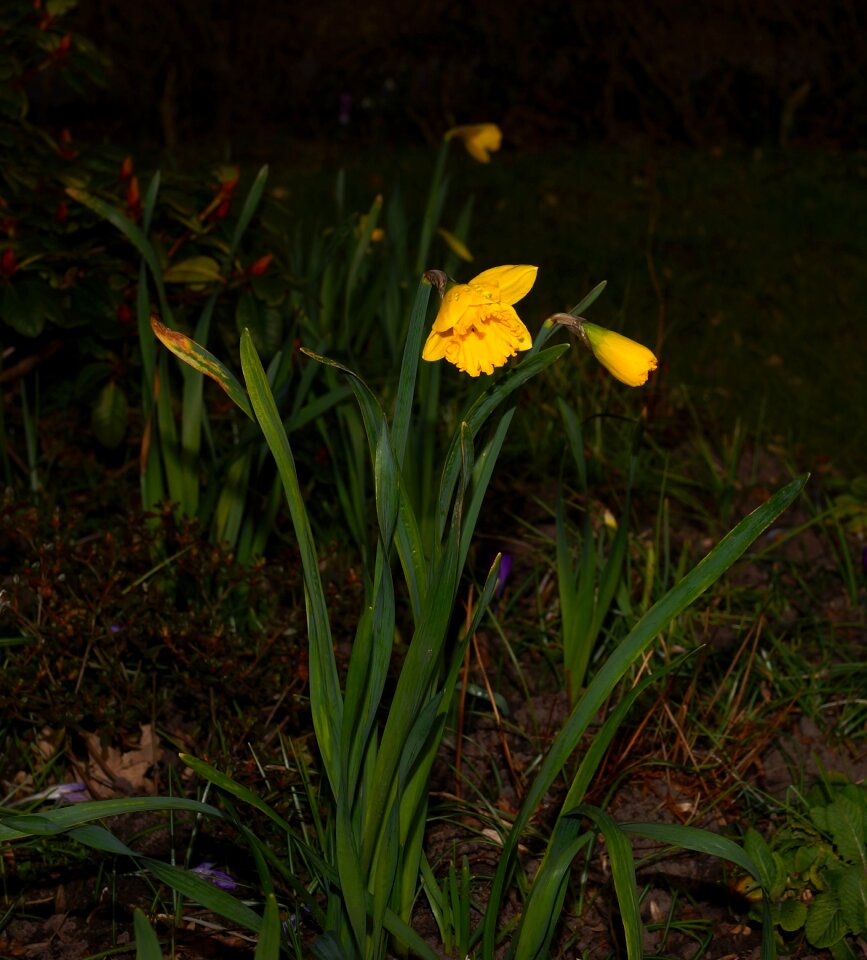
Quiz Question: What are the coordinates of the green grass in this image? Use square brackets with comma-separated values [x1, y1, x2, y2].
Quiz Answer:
[1, 137, 864, 959]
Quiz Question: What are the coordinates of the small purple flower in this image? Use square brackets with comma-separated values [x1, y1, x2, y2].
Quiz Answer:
[44, 782, 89, 803]
[283, 905, 312, 934]
[495, 553, 513, 597]
[338, 94, 352, 126]
[191, 862, 238, 892]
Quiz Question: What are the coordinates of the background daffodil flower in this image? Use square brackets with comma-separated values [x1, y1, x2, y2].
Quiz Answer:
[444, 123, 503, 163]
[580, 320, 658, 386]
[422, 264, 537, 377]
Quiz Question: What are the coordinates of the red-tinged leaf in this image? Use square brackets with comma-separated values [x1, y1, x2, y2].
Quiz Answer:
[150, 313, 254, 420]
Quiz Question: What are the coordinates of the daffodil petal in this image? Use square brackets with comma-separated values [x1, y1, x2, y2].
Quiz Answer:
[421, 330, 451, 360]
[422, 263, 535, 376]
[469, 265, 537, 305]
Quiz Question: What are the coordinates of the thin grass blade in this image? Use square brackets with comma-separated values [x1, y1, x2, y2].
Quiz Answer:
[558, 398, 587, 492]
[155, 352, 187, 507]
[415, 140, 449, 276]
[392, 279, 432, 466]
[482, 473, 808, 958]
[513, 652, 692, 960]
[231, 166, 269, 256]
[569, 280, 608, 316]
[437, 345, 569, 541]
[512, 830, 592, 960]
[66, 187, 167, 312]
[179, 753, 294, 835]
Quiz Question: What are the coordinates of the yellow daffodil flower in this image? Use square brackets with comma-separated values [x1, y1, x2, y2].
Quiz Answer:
[444, 123, 503, 163]
[422, 265, 536, 377]
[580, 321, 658, 386]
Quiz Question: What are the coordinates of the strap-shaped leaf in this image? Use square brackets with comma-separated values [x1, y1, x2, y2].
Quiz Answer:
[0, 796, 224, 842]
[580, 806, 642, 960]
[254, 893, 281, 960]
[619, 822, 764, 880]
[133, 908, 163, 960]
[151, 313, 254, 420]
[67, 187, 167, 311]
[240, 330, 342, 795]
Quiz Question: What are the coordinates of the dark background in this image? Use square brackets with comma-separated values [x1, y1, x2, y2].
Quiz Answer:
[16, 0, 867, 472]
[51, 0, 867, 152]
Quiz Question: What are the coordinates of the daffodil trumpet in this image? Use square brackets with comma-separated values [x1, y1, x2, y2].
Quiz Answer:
[552, 313, 658, 387]
[422, 264, 536, 377]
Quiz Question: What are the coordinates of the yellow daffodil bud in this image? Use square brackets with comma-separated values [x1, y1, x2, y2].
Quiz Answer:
[579, 321, 658, 386]
[444, 124, 503, 163]
[550, 314, 658, 386]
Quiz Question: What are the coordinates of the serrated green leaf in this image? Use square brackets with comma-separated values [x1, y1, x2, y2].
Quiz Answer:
[826, 797, 866, 869]
[811, 803, 830, 833]
[805, 891, 847, 948]
[91, 381, 128, 448]
[779, 898, 807, 932]
[770, 851, 789, 898]
[838, 865, 867, 934]
[794, 844, 819, 873]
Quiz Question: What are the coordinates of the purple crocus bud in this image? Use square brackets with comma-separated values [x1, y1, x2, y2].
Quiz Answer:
[191, 862, 238, 892]
[495, 553, 513, 597]
[338, 94, 352, 126]
[283, 905, 312, 933]
[45, 782, 89, 803]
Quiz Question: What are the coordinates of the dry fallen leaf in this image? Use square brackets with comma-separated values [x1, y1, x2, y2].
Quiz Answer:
[78, 724, 162, 798]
